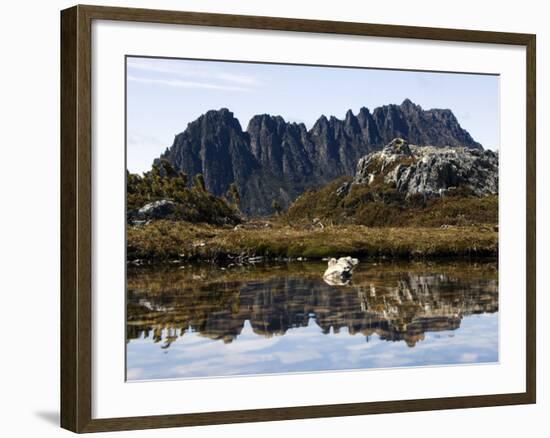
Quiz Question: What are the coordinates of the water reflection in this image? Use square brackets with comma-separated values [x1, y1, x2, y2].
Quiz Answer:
[126, 261, 498, 379]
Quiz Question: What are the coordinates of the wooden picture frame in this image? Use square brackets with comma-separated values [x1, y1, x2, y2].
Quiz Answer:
[61, 4, 536, 433]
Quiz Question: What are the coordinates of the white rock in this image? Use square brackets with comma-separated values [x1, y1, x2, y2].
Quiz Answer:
[323, 257, 359, 286]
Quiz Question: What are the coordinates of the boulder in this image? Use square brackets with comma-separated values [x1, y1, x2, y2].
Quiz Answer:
[323, 257, 359, 286]
[137, 199, 176, 220]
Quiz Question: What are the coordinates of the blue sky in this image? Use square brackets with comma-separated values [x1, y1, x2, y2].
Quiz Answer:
[127, 56, 499, 174]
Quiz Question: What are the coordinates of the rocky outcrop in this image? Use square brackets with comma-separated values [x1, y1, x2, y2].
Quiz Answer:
[157, 100, 483, 215]
[353, 138, 498, 198]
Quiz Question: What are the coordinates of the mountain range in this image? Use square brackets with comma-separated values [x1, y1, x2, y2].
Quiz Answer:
[155, 99, 482, 215]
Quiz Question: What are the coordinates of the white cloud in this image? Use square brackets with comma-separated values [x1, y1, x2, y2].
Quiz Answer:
[127, 75, 251, 92]
[126, 58, 263, 91]
[127, 133, 166, 149]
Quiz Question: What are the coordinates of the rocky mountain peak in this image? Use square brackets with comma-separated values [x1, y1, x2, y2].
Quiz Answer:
[312, 114, 329, 130]
[247, 113, 287, 134]
[157, 100, 486, 215]
[345, 109, 356, 122]
[400, 98, 419, 110]
[200, 108, 241, 129]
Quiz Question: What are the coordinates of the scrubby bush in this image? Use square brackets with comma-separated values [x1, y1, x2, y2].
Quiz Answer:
[127, 160, 240, 225]
[282, 175, 497, 228]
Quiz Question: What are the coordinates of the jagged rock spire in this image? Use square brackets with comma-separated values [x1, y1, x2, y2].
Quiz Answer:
[157, 101, 482, 215]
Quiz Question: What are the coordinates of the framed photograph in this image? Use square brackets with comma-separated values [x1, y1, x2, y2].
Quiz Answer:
[60, 4, 536, 433]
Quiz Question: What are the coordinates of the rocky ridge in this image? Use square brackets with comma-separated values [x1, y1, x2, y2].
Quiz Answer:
[351, 138, 499, 199]
[157, 100, 483, 215]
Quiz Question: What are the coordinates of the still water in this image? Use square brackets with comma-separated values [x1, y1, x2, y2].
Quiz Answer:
[126, 260, 498, 381]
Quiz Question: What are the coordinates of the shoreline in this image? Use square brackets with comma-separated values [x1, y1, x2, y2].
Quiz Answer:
[127, 221, 498, 266]
[128, 254, 499, 267]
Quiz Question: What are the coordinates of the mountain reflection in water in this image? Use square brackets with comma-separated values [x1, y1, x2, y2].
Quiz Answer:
[126, 261, 498, 380]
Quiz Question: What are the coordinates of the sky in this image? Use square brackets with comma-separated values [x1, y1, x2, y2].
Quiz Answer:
[126, 56, 499, 174]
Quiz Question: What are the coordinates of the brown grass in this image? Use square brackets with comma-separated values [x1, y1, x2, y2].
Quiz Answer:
[127, 221, 498, 262]
[282, 177, 498, 228]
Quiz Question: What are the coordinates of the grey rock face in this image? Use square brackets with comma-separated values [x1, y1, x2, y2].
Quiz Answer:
[158, 109, 257, 198]
[157, 100, 483, 215]
[354, 138, 499, 198]
[372, 99, 482, 149]
[137, 200, 176, 220]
